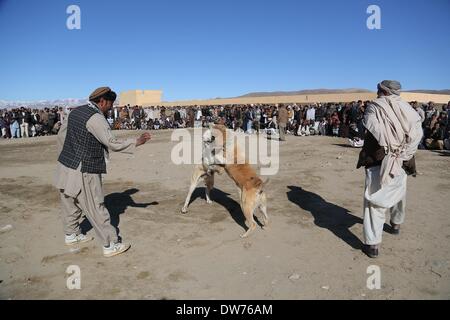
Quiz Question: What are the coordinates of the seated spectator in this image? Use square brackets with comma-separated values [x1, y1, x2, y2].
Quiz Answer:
[153, 118, 161, 130]
[264, 118, 277, 136]
[33, 123, 44, 136]
[52, 121, 61, 134]
[349, 137, 364, 148]
[443, 119, 450, 150]
[175, 118, 186, 128]
[348, 124, 364, 147]
[309, 120, 319, 136]
[318, 117, 327, 136]
[330, 112, 340, 136]
[445, 137, 450, 151]
[297, 120, 310, 136]
[426, 123, 445, 150]
[113, 120, 121, 130]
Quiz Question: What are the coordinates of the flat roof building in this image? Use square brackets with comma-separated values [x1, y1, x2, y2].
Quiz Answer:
[119, 90, 162, 106]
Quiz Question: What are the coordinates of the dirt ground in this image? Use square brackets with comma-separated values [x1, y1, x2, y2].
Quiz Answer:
[0, 129, 449, 300]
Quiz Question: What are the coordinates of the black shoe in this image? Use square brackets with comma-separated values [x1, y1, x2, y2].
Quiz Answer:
[363, 245, 379, 258]
[390, 220, 400, 235]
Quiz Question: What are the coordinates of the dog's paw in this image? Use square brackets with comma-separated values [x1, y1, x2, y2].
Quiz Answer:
[181, 208, 188, 214]
[206, 199, 213, 204]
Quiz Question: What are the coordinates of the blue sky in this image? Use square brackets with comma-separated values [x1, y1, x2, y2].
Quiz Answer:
[0, 0, 449, 101]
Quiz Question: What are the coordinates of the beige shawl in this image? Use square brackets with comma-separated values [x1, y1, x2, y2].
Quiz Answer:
[364, 95, 422, 186]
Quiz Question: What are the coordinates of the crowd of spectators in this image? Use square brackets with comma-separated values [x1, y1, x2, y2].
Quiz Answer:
[0, 107, 66, 138]
[1, 101, 449, 151]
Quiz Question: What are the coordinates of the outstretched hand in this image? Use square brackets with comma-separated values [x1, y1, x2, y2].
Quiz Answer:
[136, 132, 151, 147]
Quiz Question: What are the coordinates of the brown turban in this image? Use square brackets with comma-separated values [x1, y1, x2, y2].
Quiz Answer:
[89, 87, 117, 102]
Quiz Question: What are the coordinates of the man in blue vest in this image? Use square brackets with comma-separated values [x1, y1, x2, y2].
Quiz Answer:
[55, 87, 151, 257]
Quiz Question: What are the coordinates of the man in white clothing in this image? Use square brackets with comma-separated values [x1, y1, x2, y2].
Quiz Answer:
[357, 80, 422, 258]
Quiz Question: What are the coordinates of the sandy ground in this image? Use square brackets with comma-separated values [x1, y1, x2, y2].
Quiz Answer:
[0, 129, 449, 300]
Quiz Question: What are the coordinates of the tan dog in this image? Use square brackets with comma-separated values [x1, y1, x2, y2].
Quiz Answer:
[182, 125, 269, 238]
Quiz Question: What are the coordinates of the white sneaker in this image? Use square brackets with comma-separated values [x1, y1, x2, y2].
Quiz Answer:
[65, 233, 94, 246]
[103, 242, 131, 258]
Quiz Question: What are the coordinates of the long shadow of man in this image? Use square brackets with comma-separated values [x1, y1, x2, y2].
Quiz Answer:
[81, 188, 158, 238]
[287, 186, 363, 249]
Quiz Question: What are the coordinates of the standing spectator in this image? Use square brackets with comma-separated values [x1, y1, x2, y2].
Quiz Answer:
[132, 106, 142, 129]
[425, 102, 437, 120]
[245, 106, 254, 134]
[48, 108, 57, 134]
[57, 107, 67, 126]
[315, 104, 324, 125]
[20, 107, 31, 138]
[0, 115, 7, 138]
[254, 105, 261, 134]
[119, 106, 127, 120]
[271, 105, 278, 130]
[41, 108, 49, 134]
[31, 109, 41, 136]
[195, 106, 202, 128]
[278, 104, 288, 141]
[357, 80, 422, 258]
[180, 106, 187, 122]
[258, 106, 266, 130]
[356, 101, 366, 139]
[294, 105, 305, 136]
[287, 105, 295, 131]
[234, 106, 243, 131]
[306, 104, 316, 122]
[174, 108, 181, 125]
[412, 102, 425, 123]
[439, 111, 448, 129]
[10, 109, 21, 138]
[3, 112, 12, 138]
[188, 107, 195, 128]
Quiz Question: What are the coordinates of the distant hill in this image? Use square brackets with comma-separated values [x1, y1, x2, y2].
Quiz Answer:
[0, 98, 88, 109]
[2, 88, 449, 109]
[237, 88, 373, 98]
[0, 98, 120, 109]
[404, 89, 450, 95]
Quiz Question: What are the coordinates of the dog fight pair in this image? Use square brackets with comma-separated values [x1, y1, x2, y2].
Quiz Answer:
[181, 124, 269, 238]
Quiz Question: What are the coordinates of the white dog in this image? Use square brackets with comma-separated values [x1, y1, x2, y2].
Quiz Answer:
[181, 128, 225, 213]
